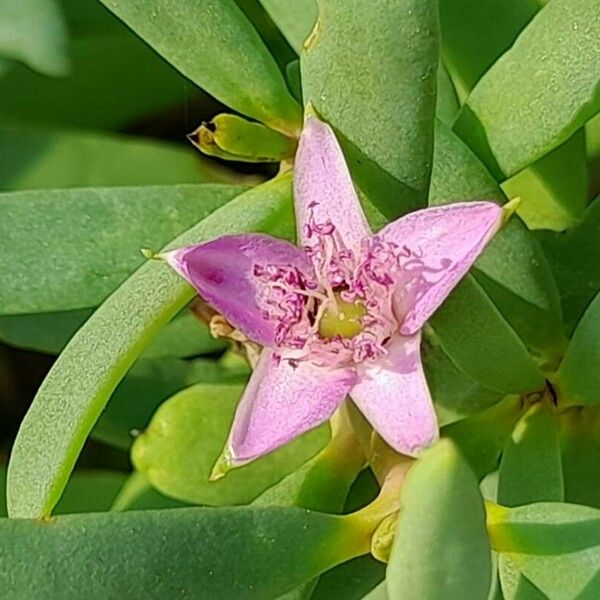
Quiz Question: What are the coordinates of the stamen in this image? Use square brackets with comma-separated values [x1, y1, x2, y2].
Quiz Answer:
[251, 203, 414, 368]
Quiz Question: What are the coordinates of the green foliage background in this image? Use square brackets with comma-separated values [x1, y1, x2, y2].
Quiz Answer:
[0, 0, 599, 598]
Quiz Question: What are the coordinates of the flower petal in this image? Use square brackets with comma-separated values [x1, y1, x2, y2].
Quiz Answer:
[294, 116, 370, 250]
[380, 201, 502, 335]
[350, 333, 438, 456]
[227, 349, 357, 464]
[164, 234, 312, 346]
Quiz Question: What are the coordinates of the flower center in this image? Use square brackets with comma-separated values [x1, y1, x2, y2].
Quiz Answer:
[318, 293, 366, 340]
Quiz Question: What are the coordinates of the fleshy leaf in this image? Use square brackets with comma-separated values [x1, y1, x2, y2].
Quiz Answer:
[0, 506, 365, 599]
[439, 0, 539, 99]
[497, 398, 563, 507]
[556, 290, 600, 406]
[387, 440, 492, 600]
[258, 0, 317, 53]
[430, 121, 566, 366]
[131, 384, 329, 505]
[455, 0, 600, 176]
[0, 184, 247, 314]
[443, 396, 523, 480]
[0, 0, 70, 77]
[429, 277, 544, 394]
[490, 502, 600, 600]
[500, 131, 588, 232]
[92, 356, 248, 450]
[560, 407, 600, 508]
[6, 176, 295, 519]
[98, 0, 301, 135]
[0, 123, 235, 192]
[301, 0, 438, 200]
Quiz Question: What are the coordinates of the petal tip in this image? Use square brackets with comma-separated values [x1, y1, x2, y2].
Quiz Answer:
[304, 101, 318, 121]
[209, 449, 234, 482]
[502, 197, 521, 223]
[140, 247, 156, 260]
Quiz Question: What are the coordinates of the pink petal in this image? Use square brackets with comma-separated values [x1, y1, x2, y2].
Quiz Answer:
[228, 349, 357, 463]
[350, 333, 438, 456]
[294, 116, 370, 251]
[380, 202, 502, 335]
[164, 234, 312, 347]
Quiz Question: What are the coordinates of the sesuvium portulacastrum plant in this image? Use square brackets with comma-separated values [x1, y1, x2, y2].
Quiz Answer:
[0, 0, 599, 598]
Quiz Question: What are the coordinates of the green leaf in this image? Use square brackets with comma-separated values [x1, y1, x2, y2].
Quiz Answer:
[443, 396, 523, 480]
[539, 195, 600, 334]
[336, 137, 418, 226]
[455, 0, 600, 176]
[311, 556, 385, 600]
[430, 121, 566, 366]
[556, 290, 600, 406]
[490, 502, 600, 600]
[0, 506, 365, 599]
[495, 398, 568, 599]
[141, 310, 227, 359]
[429, 276, 544, 394]
[0, 309, 92, 354]
[0, 124, 236, 191]
[588, 112, 600, 198]
[93, 357, 248, 450]
[387, 440, 492, 600]
[435, 64, 459, 127]
[508, 552, 600, 600]
[493, 501, 600, 552]
[301, 0, 439, 199]
[0, 183, 246, 314]
[0, 0, 69, 77]
[0, 467, 127, 517]
[0, 56, 11, 79]
[500, 130, 588, 231]
[285, 58, 302, 102]
[439, 0, 539, 99]
[429, 120, 504, 205]
[253, 408, 365, 512]
[99, 0, 301, 135]
[361, 582, 388, 599]
[132, 383, 328, 505]
[422, 337, 502, 426]
[54, 470, 128, 514]
[498, 399, 564, 507]
[0, 31, 194, 130]
[499, 558, 549, 600]
[233, 0, 297, 72]
[560, 407, 600, 508]
[111, 471, 188, 511]
[0, 308, 225, 357]
[6, 176, 295, 518]
[258, 0, 316, 53]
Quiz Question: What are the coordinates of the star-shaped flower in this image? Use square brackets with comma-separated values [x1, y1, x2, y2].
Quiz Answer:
[163, 117, 504, 473]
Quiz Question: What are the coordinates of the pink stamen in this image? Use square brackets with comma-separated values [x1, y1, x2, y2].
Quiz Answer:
[252, 202, 441, 369]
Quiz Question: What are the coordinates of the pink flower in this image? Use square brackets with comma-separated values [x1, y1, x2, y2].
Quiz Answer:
[163, 117, 503, 471]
